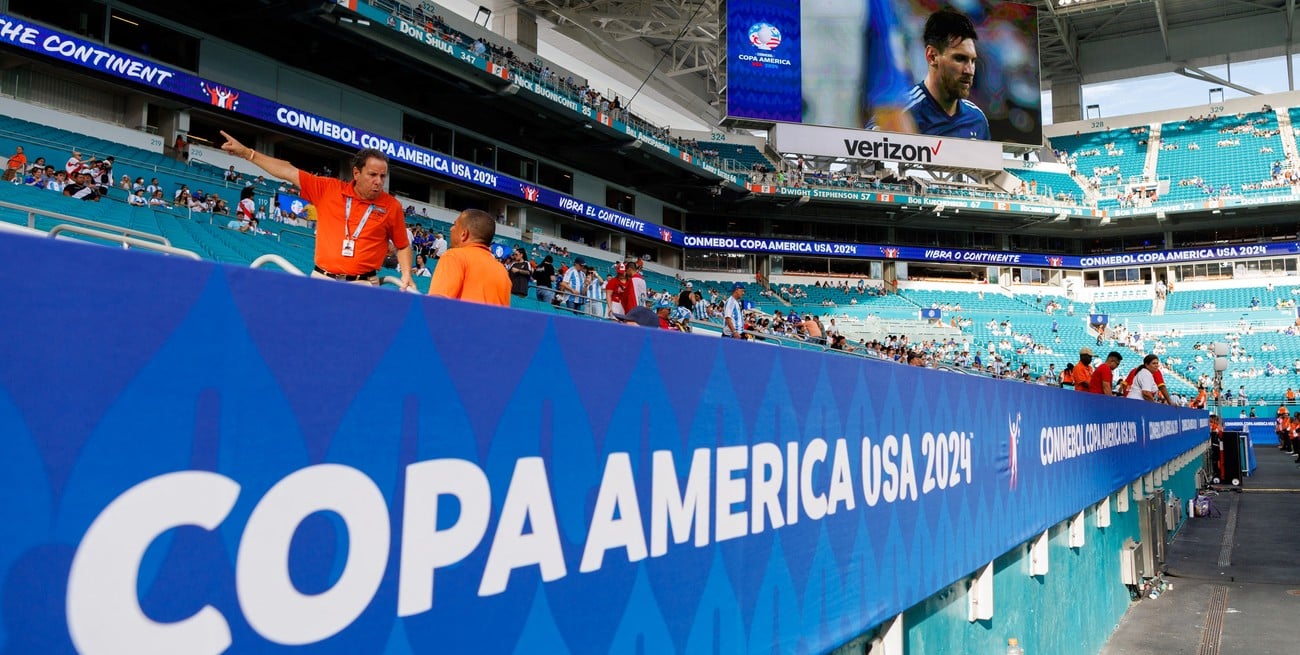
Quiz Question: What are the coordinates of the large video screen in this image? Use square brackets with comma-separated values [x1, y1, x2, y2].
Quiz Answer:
[725, 0, 1042, 145]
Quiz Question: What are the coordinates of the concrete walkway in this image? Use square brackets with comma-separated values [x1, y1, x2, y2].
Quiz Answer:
[1101, 446, 1300, 655]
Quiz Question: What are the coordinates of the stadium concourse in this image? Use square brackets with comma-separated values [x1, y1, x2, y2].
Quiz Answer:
[0, 0, 1297, 654]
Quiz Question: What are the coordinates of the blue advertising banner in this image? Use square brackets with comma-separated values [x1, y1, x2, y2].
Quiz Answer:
[0, 14, 686, 247]
[683, 234, 1078, 267]
[0, 233, 1206, 654]
[725, 0, 803, 123]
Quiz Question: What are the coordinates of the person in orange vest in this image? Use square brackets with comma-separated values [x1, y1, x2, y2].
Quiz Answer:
[1209, 415, 1225, 482]
[1275, 407, 1290, 451]
[1284, 413, 1294, 454]
[1191, 387, 1207, 409]
[1070, 347, 1096, 392]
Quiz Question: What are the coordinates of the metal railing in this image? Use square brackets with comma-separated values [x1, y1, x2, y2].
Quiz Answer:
[249, 254, 305, 275]
[47, 224, 201, 259]
[0, 199, 172, 248]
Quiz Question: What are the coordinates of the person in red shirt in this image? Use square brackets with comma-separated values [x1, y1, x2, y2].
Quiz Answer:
[604, 263, 629, 317]
[220, 130, 414, 290]
[1089, 351, 1123, 395]
[653, 298, 675, 329]
[427, 209, 510, 306]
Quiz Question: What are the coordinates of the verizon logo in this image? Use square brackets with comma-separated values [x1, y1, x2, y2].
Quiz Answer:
[843, 137, 941, 163]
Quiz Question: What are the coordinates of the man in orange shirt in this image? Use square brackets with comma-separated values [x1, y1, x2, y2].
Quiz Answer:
[220, 130, 414, 290]
[1275, 407, 1290, 451]
[4, 145, 26, 182]
[427, 209, 510, 306]
[1070, 347, 1095, 392]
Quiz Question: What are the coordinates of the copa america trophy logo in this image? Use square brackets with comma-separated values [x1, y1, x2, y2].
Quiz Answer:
[748, 22, 782, 51]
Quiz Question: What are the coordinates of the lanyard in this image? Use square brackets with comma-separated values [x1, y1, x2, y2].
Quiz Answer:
[343, 197, 376, 241]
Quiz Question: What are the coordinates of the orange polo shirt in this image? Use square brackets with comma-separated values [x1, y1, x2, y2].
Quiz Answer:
[428, 243, 511, 306]
[299, 171, 409, 275]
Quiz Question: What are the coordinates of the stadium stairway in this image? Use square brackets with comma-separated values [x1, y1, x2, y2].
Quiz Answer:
[1142, 123, 1160, 180]
[1279, 108, 1299, 161]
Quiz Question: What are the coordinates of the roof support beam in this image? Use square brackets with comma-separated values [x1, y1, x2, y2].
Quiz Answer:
[1176, 65, 1261, 96]
[1288, 0, 1295, 42]
[1153, 0, 1171, 59]
[1041, 0, 1081, 75]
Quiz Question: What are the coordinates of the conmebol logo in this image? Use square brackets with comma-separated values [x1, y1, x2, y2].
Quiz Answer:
[843, 137, 941, 164]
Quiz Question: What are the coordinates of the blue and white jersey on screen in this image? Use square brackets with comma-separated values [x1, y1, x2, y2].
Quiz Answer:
[902, 82, 990, 140]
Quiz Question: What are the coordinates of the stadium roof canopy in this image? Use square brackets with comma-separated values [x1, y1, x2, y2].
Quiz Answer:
[1038, 0, 1294, 87]
[514, 0, 1298, 125]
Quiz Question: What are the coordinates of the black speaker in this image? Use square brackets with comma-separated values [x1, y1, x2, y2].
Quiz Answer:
[1215, 432, 1244, 486]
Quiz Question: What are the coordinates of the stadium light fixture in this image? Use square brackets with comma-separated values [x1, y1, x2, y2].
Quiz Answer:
[1099, 216, 1111, 226]
[1052, 212, 1068, 222]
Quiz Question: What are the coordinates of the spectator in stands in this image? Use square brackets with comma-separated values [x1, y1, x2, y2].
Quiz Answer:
[410, 254, 430, 277]
[148, 190, 169, 208]
[532, 255, 556, 304]
[95, 157, 114, 188]
[1069, 347, 1095, 391]
[506, 247, 532, 298]
[236, 186, 256, 224]
[224, 166, 241, 183]
[1090, 351, 1123, 395]
[723, 283, 746, 338]
[63, 171, 100, 202]
[630, 260, 648, 307]
[691, 290, 707, 320]
[127, 189, 147, 206]
[677, 281, 695, 311]
[23, 167, 46, 189]
[605, 263, 629, 316]
[558, 258, 588, 312]
[65, 151, 92, 177]
[174, 133, 189, 161]
[118, 175, 132, 192]
[221, 130, 414, 290]
[651, 297, 676, 329]
[424, 209, 510, 305]
[4, 145, 26, 182]
[1125, 355, 1162, 401]
[431, 232, 447, 259]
